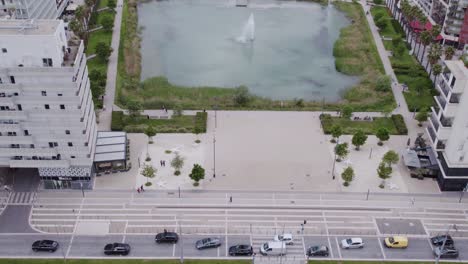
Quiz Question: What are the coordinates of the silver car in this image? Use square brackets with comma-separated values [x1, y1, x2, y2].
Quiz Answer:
[341, 238, 364, 249]
[195, 238, 221, 250]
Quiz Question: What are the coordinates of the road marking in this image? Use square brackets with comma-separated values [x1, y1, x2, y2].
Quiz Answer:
[335, 236, 342, 259]
[172, 242, 176, 257]
[327, 235, 334, 258]
[377, 236, 387, 259]
[225, 210, 228, 257]
[301, 236, 306, 257]
[217, 245, 220, 257]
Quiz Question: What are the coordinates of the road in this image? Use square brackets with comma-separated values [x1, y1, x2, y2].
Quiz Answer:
[0, 190, 459, 262]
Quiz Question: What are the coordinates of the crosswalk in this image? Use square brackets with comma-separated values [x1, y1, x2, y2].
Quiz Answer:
[8, 192, 35, 205]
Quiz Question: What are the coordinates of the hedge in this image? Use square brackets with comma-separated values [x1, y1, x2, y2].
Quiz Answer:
[194, 112, 208, 133]
[391, 114, 408, 135]
[111, 111, 124, 131]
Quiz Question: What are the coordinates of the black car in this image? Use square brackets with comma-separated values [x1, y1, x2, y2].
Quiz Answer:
[431, 235, 454, 246]
[32, 240, 59, 252]
[307, 245, 329, 257]
[433, 246, 459, 259]
[155, 231, 179, 244]
[229, 244, 253, 256]
[196, 237, 222, 249]
[104, 243, 131, 255]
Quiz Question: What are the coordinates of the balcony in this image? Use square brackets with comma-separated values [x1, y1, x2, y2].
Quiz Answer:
[10, 159, 70, 168]
[430, 112, 440, 131]
[440, 115, 453, 127]
[427, 126, 437, 143]
[436, 95, 447, 109]
[449, 93, 461, 103]
[438, 80, 450, 97]
[436, 140, 446, 150]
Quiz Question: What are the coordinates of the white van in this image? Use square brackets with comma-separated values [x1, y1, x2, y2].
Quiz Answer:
[260, 241, 287, 256]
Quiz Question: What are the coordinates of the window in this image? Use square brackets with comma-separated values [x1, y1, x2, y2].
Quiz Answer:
[65, 130, 70, 135]
[84, 142, 88, 146]
[49, 142, 58, 148]
[44, 104, 49, 109]
[71, 156, 76, 159]
[0, 78, 2, 84]
[24, 130, 29, 136]
[60, 104, 65, 110]
[0, 93, 4, 97]
[58, 93, 63, 96]
[9, 76, 15, 84]
[42, 58, 53, 67]
[1, 48, 6, 53]
[41, 91, 47, 96]
[68, 142, 73, 147]
[17, 104, 22, 111]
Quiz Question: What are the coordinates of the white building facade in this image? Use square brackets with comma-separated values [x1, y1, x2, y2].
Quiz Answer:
[0, 0, 69, 19]
[428, 60, 468, 191]
[0, 19, 97, 189]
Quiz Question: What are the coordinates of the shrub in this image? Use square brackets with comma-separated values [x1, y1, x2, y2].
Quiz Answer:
[375, 75, 391, 92]
[391, 20, 405, 37]
[373, 0, 383, 4]
[145, 182, 152, 187]
[233, 86, 250, 106]
[174, 170, 181, 176]
[373, 12, 384, 21]
[391, 114, 408, 135]
[195, 139, 201, 143]
[111, 111, 124, 131]
[194, 112, 208, 133]
[165, 150, 172, 154]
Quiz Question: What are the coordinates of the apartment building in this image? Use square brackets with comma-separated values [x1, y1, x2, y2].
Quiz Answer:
[428, 60, 468, 191]
[0, 19, 97, 189]
[0, 0, 69, 19]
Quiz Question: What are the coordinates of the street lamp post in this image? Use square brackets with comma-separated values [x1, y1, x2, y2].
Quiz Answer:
[213, 136, 216, 178]
[179, 215, 184, 263]
[331, 138, 338, 180]
[459, 183, 468, 203]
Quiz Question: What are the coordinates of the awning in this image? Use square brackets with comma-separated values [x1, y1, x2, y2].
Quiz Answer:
[402, 149, 421, 168]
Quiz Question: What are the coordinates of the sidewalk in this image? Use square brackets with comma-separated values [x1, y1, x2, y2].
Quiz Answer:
[98, 0, 124, 131]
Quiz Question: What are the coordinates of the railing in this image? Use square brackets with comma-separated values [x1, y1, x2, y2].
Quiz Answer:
[430, 113, 440, 131]
[440, 115, 453, 127]
[436, 95, 447, 109]
[436, 140, 446, 150]
[438, 80, 450, 97]
[427, 126, 437, 143]
[449, 93, 461, 103]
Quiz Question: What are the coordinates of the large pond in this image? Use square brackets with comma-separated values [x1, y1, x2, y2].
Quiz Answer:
[138, 0, 358, 101]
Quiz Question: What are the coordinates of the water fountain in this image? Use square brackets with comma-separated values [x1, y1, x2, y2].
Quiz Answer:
[237, 13, 255, 43]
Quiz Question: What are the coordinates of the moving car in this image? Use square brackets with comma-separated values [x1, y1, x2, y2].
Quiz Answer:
[195, 237, 222, 249]
[433, 246, 459, 259]
[431, 235, 454, 247]
[260, 241, 287, 256]
[104, 243, 131, 255]
[274, 233, 293, 245]
[229, 244, 253, 256]
[155, 231, 179, 244]
[384, 236, 408, 248]
[32, 240, 59, 252]
[341, 238, 364, 249]
[307, 245, 329, 257]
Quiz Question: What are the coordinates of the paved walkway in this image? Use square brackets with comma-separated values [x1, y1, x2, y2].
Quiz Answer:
[98, 0, 123, 131]
[361, 0, 424, 140]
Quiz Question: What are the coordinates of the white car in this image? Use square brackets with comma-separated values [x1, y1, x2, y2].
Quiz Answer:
[341, 238, 364, 249]
[274, 234, 293, 245]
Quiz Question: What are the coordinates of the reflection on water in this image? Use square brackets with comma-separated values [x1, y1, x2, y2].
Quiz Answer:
[138, 0, 358, 101]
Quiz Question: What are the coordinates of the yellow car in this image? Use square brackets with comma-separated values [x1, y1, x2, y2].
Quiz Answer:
[384, 236, 408, 248]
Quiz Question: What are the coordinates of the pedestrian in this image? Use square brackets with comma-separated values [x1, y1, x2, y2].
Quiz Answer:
[160, 160, 163, 166]
[229, 196, 232, 203]
[163, 160, 166, 167]
[140, 185, 144, 192]
[137, 187, 140, 193]
[165, 108, 168, 113]
[398, 103, 400, 107]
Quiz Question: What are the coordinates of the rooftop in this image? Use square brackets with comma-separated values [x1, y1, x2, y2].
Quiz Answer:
[94, 132, 127, 163]
[0, 19, 61, 36]
[445, 60, 468, 79]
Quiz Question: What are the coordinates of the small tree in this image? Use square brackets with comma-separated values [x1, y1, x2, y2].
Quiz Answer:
[352, 130, 367, 150]
[375, 75, 391, 92]
[95, 42, 112, 61]
[330, 125, 342, 143]
[233, 86, 250, 106]
[101, 15, 114, 32]
[375, 127, 390, 146]
[341, 166, 355, 186]
[170, 153, 185, 176]
[445, 46, 455, 60]
[107, 0, 116, 9]
[377, 162, 392, 188]
[341, 105, 353, 119]
[141, 164, 156, 184]
[194, 126, 202, 143]
[382, 150, 399, 167]
[189, 164, 205, 186]
[375, 18, 387, 30]
[415, 109, 428, 126]
[127, 100, 142, 117]
[144, 126, 156, 144]
[335, 143, 349, 162]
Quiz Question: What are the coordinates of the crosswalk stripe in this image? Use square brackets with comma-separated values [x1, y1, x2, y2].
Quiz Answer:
[8, 192, 34, 205]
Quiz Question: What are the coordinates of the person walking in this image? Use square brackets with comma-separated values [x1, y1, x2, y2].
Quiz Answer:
[137, 187, 140, 193]
[140, 185, 144, 192]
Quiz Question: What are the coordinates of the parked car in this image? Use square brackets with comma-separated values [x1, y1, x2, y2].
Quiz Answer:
[260, 241, 287, 256]
[433, 246, 459, 259]
[384, 236, 408, 248]
[307, 245, 329, 257]
[274, 234, 293, 245]
[431, 235, 454, 247]
[32, 240, 59, 252]
[155, 231, 179, 244]
[195, 237, 222, 249]
[341, 238, 364, 249]
[229, 244, 253, 256]
[104, 243, 130, 255]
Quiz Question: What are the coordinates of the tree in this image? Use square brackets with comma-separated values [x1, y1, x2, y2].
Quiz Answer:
[144, 126, 156, 144]
[233, 86, 250, 106]
[419, 30, 432, 62]
[330, 125, 342, 143]
[141, 164, 156, 184]
[101, 14, 114, 32]
[95, 42, 112, 61]
[341, 105, 353, 119]
[426, 43, 442, 72]
[127, 100, 142, 117]
[444, 46, 455, 60]
[377, 162, 392, 188]
[374, 12, 384, 22]
[108, 0, 116, 9]
[335, 143, 349, 162]
[391, 36, 402, 47]
[189, 164, 205, 186]
[352, 130, 367, 150]
[376, 127, 390, 146]
[341, 166, 355, 187]
[171, 153, 185, 176]
[375, 18, 387, 30]
[432, 64, 442, 85]
[375, 75, 391, 92]
[415, 109, 428, 126]
[394, 42, 406, 57]
[382, 150, 399, 167]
